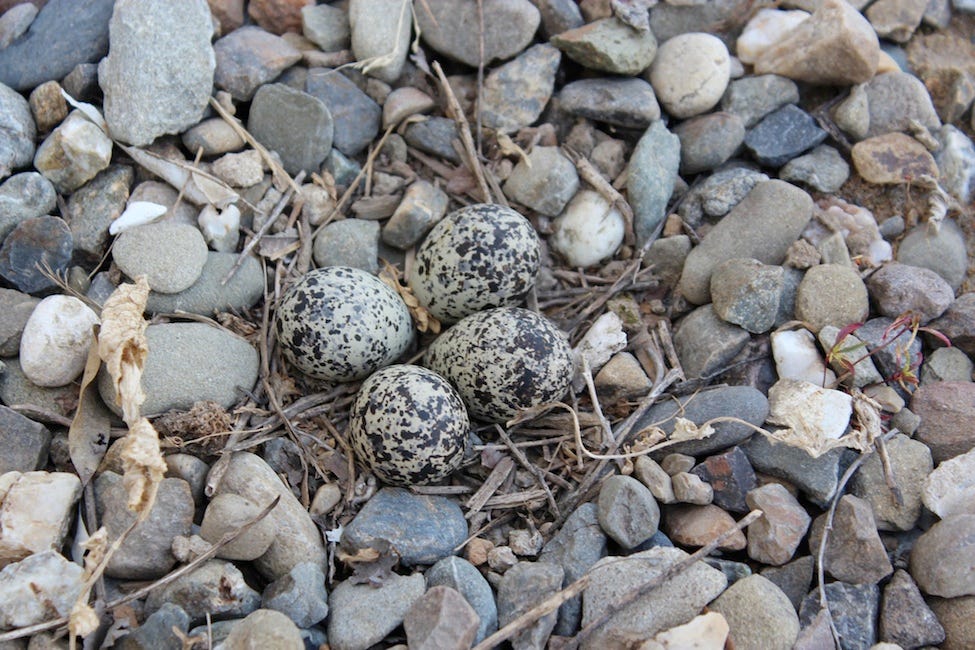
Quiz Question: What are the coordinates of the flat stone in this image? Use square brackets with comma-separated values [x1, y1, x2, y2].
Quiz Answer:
[305, 68, 381, 157]
[222, 609, 304, 650]
[0, 3, 38, 50]
[923, 447, 975, 519]
[113, 222, 208, 294]
[663, 504, 746, 551]
[794, 264, 869, 333]
[248, 83, 333, 176]
[261, 561, 329, 628]
[0, 289, 38, 357]
[98, 0, 215, 146]
[145, 252, 264, 317]
[746, 483, 811, 566]
[0, 172, 56, 241]
[852, 132, 938, 184]
[710, 258, 784, 334]
[863, 71, 942, 138]
[0, 0, 114, 92]
[744, 104, 827, 167]
[808, 495, 893, 584]
[558, 77, 661, 130]
[649, 0, 751, 41]
[532, 0, 584, 36]
[594, 351, 652, 402]
[581, 546, 727, 647]
[328, 573, 425, 650]
[691, 446, 756, 513]
[200, 493, 276, 561]
[480, 44, 560, 134]
[403, 117, 461, 164]
[0, 551, 83, 629]
[779, 145, 851, 193]
[921, 346, 974, 385]
[382, 180, 448, 250]
[213, 26, 302, 101]
[497, 562, 564, 649]
[673, 304, 750, 379]
[910, 514, 975, 597]
[850, 433, 932, 531]
[648, 32, 729, 119]
[426, 556, 498, 644]
[674, 111, 745, 175]
[912, 382, 975, 463]
[743, 433, 847, 506]
[348, 0, 412, 83]
[929, 293, 975, 356]
[313, 218, 380, 273]
[627, 119, 680, 244]
[341, 487, 468, 566]
[302, 3, 350, 51]
[118, 603, 190, 650]
[597, 474, 660, 549]
[0, 360, 76, 421]
[33, 110, 112, 194]
[415, 0, 540, 67]
[144, 559, 260, 623]
[678, 180, 813, 305]
[0, 216, 73, 294]
[798, 582, 879, 650]
[212, 150, 263, 188]
[95, 472, 194, 580]
[897, 219, 968, 292]
[754, 0, 879, 85]
[677, 165, 769, 226]
[721, 74, 800, 128]
[881, 569, 946, 648]
[709, 574, 800, 650]
[404, 586, 479, 650]
[503, 146, 578, 217]
[67, 165, 133, 262]
[551, 17, 656, 75]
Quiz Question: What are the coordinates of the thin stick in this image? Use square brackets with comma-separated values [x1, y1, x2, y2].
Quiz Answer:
[465, 456, 515, 519]
[432, 60, 491, 203]
[495, 425, 559, 517]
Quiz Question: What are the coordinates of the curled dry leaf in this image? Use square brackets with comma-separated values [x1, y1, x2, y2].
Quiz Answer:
[121, 417, 168, 514]
[98, 277, 149, 424]
[68, 601, 100, 640]
[379, 262, 441, 334]
[120, 145, 239, 209]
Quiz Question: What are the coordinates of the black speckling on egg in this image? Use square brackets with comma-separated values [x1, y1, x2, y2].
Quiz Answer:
[424, 307, 574, 423]
[349, 364, 470, 486]
[275, 267, 415, 382]
[408, 204, 541, 324]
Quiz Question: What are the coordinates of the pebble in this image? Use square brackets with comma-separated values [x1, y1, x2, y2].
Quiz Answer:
[0, 361, 74, 424]
[129, 180, 198, 226]
[679, 180, 812, 305]
[911, 381, 975, 463]
[404, 585, 480, 650]
[0, 3, 37, 49]
[737, 8, 810, 65]
[761, 555, 814, 611]
[382, 87, 436, 129]
[710, 258, 784, 334]
[744, 433, 847, 506]
[328, 572, 425, 650]
[503, 146, 578, 217]
[98, 322, 259, 417]
[794, 264, 869, 333]
[144, 558, 261, 622]
[744, 104, 827, 168]
[348, 0, 411, 83]
[644, 234, 691, 287]
[213, 26, 302, 101]
[18, 295, 98, 388]
[936, 125, 975, 203]
[415, 0, 540, 67]
[922, 346, 974, 384]
[779, 144, 851, 193]
[628, 119, 680, 244]
[0, 0, 113, 92]
[181, 116, 248, 156]
[557, 77, 661, 130]
[0, 551, 83, 629]
[551, 17, 656, 75]
[633, 456, 676, 504]
[0, 172, 55, 241]
[118, 603, 190, 650]
[772, 327, 836, 387]
[209, 452, 327, 581]
[199, 492, 276, 561]
[382, 180, 448, 249]
[745, 483, 810, 566]
[211, 150, 263, 188]
[0, 83, 35, 180]
[596, 474, 660, 549]
[673, 304, 751, 380]
[721, 74, 800, 129]
[0, 289, 38, 357]
[497, 562, 564, 649]
[222, 609, 304, 650]
[798, 582, 879, 650]
[425, 556, 499, 644]
[674, 112, 745, 175]
[67, 165, 132, 262]
[663, 504, 746, 551]
[302, 3, 350, 52]
[862, 71, 942, 138]
[98, 0, 214, 147]
[261, 561, 329, 628]
[880, 569, 946, 648]
[868, 0, 927, 41]
[768, 378, 853, 445]
[95, 472, 194, 579]
[923, 447, 975, 518]
[677, 165, 769, 226]
[403, 117, 461, 164]
[582, 546, 727, 647]
[896, 219, 968, 292]
[550, 190, 623, 268]
[248, 0, 310, 35]
[909, 514, 975, 597]
[29, 80, 69, 137]
[871, 263, 955, 326]
[671, 472, 714, 505]
[341, 487, 468, 567]
[930, 292, 975, 356]
[648, 33, 730, 119]
[313, 218, 380, 273]
[852, 433, 932, 531]
[144, 252, 263, 317]
[305, 69, 380, 157]
[753, 0, 880, 85]
[852, 132, 938, 184]
[691, 446, 756, 513]
[112, 222, 208, 294]
[594, 351, 652, 402]
[929, 596, 975, 650]
[480, 44, 561, 134]
[0, 215, 73, 294]
[248, 83, 333, 176]
[33, 110, 112, 194]
[709, 574, 800, 650]
[0, 471, 80, 566]
[809, 495, 894, 584]
[908, 32, 975, 123]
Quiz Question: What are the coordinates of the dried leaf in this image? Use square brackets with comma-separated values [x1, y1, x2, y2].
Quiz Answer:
[496, 132, 530, 166]
[60, 89, 108, 132]
[120, 145, 239, 209]
[68, 330, 110, 486]
[379, 262, 441, 333]
[670, 417, 714, 442]
[68, 601, 100, 639]
[98, 277, 149, 424]
[80, 527, 109, 576]
[121, 417, 167, 514]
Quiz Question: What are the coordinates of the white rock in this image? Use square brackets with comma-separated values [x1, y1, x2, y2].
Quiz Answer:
[817, 325, 883, 388]
[109, 201, 168, 235]
[551, 190, 625, 268]
[767, 378, 853, 442]
[653, 612, 729, 650]
[198, 204, 241, 253]
[771, 328, 836, 387]
[0, 472, 81, 568]
[572, 310, 627, 391]
[736, 8, 810, 64]
[19, 295, 100, 387]
[0, 551, 84, 629]
[923, 447, 975, 518]
[648, 33, 731, 118]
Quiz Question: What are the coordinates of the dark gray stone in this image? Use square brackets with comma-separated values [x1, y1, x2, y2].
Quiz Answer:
[0, 0, 114, 92]
[709, 258, 785, 334]
[341, 487, 468, 566]
[558, 77, 661, 130]
[744, 104, 828, 167]
[779, 145, 851, 193]
[262, 561, 329, 628]
[673, 304, 751, 380]
[0, 172, 55, 241]
[0, 216, 72, 295]
[691, 446, 756, 513]
[854, 317, 923, 383]
[628, 119, 680, 245]
[213, 26, 302, 101]
[744, 434, 849, 507]
[403, 117, 461, 164]
[929, 292, 975, 356]
[676, 164, 769, 226]
[880, 569, 945, 648]
[247, 83, 333, 176]
[67, 165, 133, 262]
[0, 288, 38, 357]
[305, 69, 381, 157]
[721, 74, 800, 127]
[312, 218, 380, 273]
[328, 573, 425, 650]
[480, 44, 561, 134]
[145, 253, 265, 318]
[118, 603, 190, 650]
[799, 582, 879, 650]
[497, 562, 564, 650]
[597, 475, 660, 549]
[426, 556, 499, 644]
[530, 0, 584, 37]
[674, 112, 746, 175]
[761, 555, 814, 611]
[0, 405, 50, 473]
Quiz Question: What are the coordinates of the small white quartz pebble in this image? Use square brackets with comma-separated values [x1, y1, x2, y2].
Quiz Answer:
[550, 190, 625, 268]
[20, 295, 100, 388]
[771, 328, 836, 387]
[198, 204, 241, 253]
[736, 8, 810, 64]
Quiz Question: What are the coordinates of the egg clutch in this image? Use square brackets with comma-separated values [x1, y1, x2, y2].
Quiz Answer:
[274, 204, 574, 486]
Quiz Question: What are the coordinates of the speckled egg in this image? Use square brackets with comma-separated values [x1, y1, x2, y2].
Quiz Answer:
[275, 266, 415, 382]
[408, 203, 541, 324]
[349, 364, 470, 485]
[425, 307, 574, 423]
